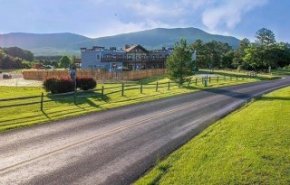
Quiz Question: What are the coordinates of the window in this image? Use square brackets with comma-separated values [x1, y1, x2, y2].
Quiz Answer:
[128, 55, 132, 60]
[96, 55, 100, 60]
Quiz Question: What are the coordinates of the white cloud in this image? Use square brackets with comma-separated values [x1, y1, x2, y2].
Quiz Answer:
[202, 0, 268, 30]
[0, 0, 273, 37]
[126, 1, 185, 19]
[77, 0, 269, 38]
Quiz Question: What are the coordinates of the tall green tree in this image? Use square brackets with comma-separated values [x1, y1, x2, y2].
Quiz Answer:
[192, 39, 208, 68]
[59, 56, 71, 69]
[256, 28, 276, 46]
[233, 38, 250, 69]
[243, 44, 265, 70]
[167, 39, 195, 84]
[256, 28, 276, 70]
[192, 40, 232, 69]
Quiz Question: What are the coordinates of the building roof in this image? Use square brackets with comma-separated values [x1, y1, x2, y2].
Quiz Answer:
[125, 44, 148, 53]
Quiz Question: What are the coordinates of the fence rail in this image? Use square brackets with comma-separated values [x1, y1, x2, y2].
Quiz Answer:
[0, 75, 249, 114]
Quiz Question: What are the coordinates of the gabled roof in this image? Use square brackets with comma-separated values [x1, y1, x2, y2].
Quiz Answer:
[125, 44, 148, 53]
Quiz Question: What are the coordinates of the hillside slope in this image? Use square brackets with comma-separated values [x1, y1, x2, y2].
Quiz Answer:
[0, 27, 240, 56]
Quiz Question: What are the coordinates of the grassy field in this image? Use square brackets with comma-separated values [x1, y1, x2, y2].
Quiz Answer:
[273, 68, 290, 76]
[199, 69, 278, 80]
[0, 74, 259, 132]
[135, 86, 290, 185]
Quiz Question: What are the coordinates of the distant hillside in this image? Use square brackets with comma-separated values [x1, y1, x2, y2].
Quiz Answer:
[0, 47, 33, 69]
[0, 28, 240, 56]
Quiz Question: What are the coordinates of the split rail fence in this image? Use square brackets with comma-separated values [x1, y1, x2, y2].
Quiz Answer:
[0, 75, 248, 114]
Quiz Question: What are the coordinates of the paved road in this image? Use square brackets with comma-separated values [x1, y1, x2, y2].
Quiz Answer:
[0, 77, 289, 185]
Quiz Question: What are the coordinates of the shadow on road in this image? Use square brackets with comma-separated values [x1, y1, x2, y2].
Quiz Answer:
[201, 88, 252, 99]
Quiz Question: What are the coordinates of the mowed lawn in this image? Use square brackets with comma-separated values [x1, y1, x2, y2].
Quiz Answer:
[0, 75, 258, 132]
[135, 86, 290, 185]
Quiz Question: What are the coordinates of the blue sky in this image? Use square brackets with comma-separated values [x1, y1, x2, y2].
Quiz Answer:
[0, 0, 289, 42]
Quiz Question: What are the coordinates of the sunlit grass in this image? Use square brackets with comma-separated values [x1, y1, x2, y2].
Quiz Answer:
[135, 86, 290, 185]
[0, 75, 258, 132]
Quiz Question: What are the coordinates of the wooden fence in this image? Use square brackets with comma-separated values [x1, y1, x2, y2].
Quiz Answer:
[0, 75, 248, 113]
[22, 69, 166, 81]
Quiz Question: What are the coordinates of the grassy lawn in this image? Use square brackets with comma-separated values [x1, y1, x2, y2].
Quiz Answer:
[199, 69, 278, 80]
[135, 86, 290, 185]
[0, 75, 259, 132]
[272, 68, 290, 76]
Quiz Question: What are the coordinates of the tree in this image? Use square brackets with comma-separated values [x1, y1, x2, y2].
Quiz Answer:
[221, 50, 235, 68]
[166, 39, 195, 84]
[242, 28, 281, 71]
[193, 40, 232, 69]
[192, 39, 208, 68]
[243, 44, 265, 70]
[256, 28, 276, 46]
[268, 42, 290, 68]
[59, 56, 71, 68]
[233, 38, 251, 69]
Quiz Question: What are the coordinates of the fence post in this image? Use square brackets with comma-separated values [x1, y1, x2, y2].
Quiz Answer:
[121, 83, 125, 96]
[156, 82, 159, 92]
[187, 79, 191, 87]
[140, 83, 143, 94]
[101, 86, 104, 99]
[236, 76, 238, 81]
[195, 78, 198, 85]
[74, 90, 77, 105]
[209, 77, 211, 83]
[40, 93, 44, 111]
[204, 78, 208, 87]
[167, 81, 171, 90]
[224, 75, 226, 81]
[216, 76, 219, 83]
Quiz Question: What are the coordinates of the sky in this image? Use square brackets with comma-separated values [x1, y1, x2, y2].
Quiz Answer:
[0, 0, 289, 42]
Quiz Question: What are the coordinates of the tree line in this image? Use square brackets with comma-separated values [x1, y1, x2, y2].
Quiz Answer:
[36, 56, 73, 68]
[192, 28, 290, 71]
[167, 28, 290, 84]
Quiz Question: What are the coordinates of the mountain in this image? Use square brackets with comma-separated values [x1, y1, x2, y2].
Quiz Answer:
[0, 28, 240, 56]
[0, 33, 94, 56]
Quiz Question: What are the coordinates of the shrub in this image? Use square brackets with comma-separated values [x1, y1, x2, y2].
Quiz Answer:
[3, 73, 12, 79]
[43, 78, 58, 93]
[77, 77, 96, 90]
[43, 78, 75, 94]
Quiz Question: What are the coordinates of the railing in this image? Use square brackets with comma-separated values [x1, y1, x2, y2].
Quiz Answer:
[0, 75, 248, 113]
[100, 58, 166, 63]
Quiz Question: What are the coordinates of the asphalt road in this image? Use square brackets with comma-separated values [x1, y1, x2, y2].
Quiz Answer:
[0, 77, 289, 185]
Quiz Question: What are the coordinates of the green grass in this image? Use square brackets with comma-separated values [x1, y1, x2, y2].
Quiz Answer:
[0, 75, 258, 132]
[135, 86, 290, 185]
[272, 68, 290, 76]
[0, 86, 44, 98]
[199, 69, 279, 80]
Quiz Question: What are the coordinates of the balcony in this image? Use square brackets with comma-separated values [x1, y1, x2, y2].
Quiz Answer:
[101, 57, 167, 63]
